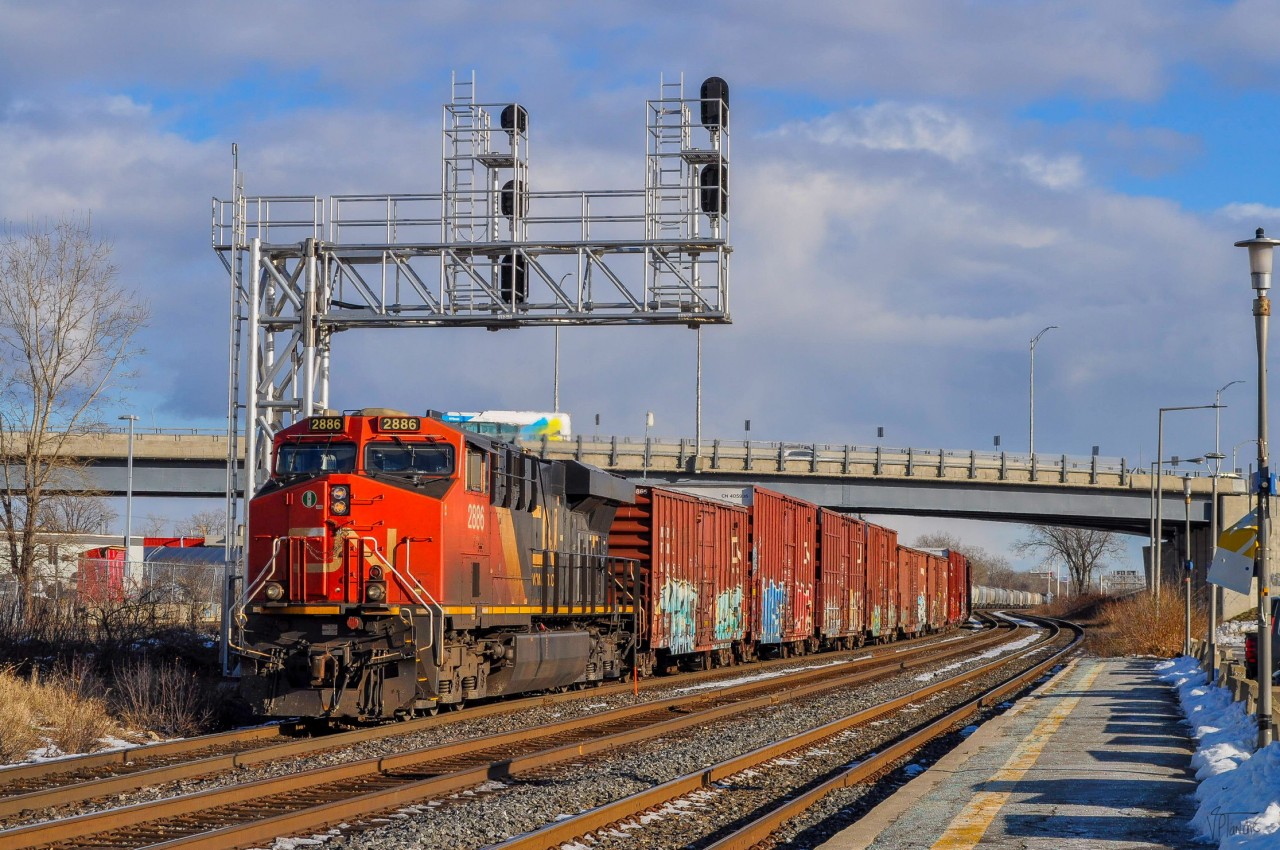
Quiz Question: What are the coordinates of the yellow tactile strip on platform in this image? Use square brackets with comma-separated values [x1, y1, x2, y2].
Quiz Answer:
[928, 661, 1105, 849]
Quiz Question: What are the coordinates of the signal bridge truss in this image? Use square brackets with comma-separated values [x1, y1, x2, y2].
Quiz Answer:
[212, 73, 732, 499]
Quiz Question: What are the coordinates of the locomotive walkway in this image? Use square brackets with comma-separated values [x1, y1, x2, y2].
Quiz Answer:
[821, 656, 1199, 849]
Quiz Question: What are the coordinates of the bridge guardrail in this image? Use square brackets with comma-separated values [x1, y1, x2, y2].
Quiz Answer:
[525, 436, 1235, 493]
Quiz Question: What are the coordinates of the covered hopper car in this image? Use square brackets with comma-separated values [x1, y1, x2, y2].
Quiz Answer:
[233, 411, 973, 721]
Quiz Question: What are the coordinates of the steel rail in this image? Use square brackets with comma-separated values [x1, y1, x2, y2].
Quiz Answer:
[490, 615, 1079, 850]
[0, 722, 297, 793]
[0, 619, 1000, 819]
[0, 618, 1018, 849]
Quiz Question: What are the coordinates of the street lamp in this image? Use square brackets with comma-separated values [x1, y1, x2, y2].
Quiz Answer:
[1234, 438, 1260, 476]
[1236, 227, 1280, 749]
[1184, 476, 1194, 657]
[1029, 325, 1057, 458]
[1208, 379, 1244, 683]
[118, 414, 138, 574]
[1154, 406, 1220, 602]
[643, 411, 654, 480]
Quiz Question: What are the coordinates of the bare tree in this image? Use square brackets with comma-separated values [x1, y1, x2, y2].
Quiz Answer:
[0, 217, 148, 618]
[1014, 525, 1125, 596]
[175, 509, 226, 540]
[913, 531, 1016, 587]
[139, 515, 170, 538]
[37, 492, 117, 535]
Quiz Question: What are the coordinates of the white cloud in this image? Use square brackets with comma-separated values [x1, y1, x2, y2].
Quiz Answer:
[1218, 203, 1280, 222]
[777, 103, 980, 163]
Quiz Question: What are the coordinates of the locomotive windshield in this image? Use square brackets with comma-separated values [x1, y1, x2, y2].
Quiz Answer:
[365, 441, 455, 476]
[275, 443, 357, 476]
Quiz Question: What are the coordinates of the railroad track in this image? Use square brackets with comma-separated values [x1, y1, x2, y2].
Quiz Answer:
[491, 613, 1081, 850]
[0, 618, 997, 825]
[0, 616, 1020, 849]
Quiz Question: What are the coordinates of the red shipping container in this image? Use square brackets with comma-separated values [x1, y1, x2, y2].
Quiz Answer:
[609, 487, 748, 661]
[77, 547, 125, 604]
[816, 509, 866, 644]
[748, 487, 817, 648]
[864, 522, 897, 640]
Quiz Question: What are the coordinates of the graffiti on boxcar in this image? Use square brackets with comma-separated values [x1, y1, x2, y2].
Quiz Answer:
[794, 583, 814, 635]
[660, 578, 697, 655]
[823, 604, 842, 637]
[916, 593, 927, 630]
[870, 605, 882, 637]
[715, 586, 744, 642]
[760, 580, 786, 644]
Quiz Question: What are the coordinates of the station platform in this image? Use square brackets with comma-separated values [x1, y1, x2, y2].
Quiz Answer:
[822, 656, 1200, 850]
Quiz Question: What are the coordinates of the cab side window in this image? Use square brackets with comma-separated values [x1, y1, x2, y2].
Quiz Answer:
[466, 447, 487, 493]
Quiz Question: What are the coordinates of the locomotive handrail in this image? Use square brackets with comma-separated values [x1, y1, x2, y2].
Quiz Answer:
[232, 537, 285, 628]
[357, 536, 443, 665]
[227, 538, 287, 662]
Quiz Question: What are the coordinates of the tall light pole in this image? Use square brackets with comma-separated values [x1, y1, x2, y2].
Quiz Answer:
[118, 414, 138, 574]
[1029, 325, 1057, 458]
[1235, 438, 1261, 475]
[1155, 405, 1220, 602]
[1184, 475, 1193, 657]
[1236, 227, 1280, 749]
[1208, 380, 1243, 682]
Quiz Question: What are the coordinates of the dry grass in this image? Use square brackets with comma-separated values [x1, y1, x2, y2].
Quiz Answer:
[110, 658, 213, 737]
[1086, 588, 1207, 657]
[0, 666, 121, 762]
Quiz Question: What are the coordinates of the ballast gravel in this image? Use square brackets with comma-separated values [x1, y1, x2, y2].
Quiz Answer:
[3, 624, 1059, 850]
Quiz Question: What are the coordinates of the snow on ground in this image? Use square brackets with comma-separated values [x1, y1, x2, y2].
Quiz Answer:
[671, 657, 856, 694]
[911, 633, 1043, 682]
[1159, 655, 1280, 847]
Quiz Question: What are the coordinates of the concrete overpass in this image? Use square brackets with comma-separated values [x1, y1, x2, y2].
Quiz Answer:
[38, 431, 1241, 538]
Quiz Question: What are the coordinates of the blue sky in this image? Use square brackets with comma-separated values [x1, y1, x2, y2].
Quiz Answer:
[4, 0, 1280, 567]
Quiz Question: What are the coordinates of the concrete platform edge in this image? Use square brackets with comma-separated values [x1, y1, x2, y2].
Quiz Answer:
[815, 655, 1084, 850]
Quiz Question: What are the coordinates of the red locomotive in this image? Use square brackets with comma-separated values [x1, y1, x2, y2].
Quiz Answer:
[235, 410, 971, 720]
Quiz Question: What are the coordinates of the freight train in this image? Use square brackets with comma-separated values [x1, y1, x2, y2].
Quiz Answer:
[233, 410, 973, 720]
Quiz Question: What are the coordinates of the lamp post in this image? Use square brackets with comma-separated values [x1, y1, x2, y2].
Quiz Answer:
[1208, 380, 1243, 683]
[643, 411, 653, 480]
[1236, 227, 1280, 749]
[1234, 438, 1260, 476]
[1155, 406, 1220, 603]
[1184, 475, 1193, 657]
[1029, 325, 1057, 458]
[118, 414, 138, 576]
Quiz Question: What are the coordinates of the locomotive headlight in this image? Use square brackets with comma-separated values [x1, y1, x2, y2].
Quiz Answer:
[330, 485, 350, 516]
[331, 485, 349, 500]
[366, 581, 387, 602]
[264, 582, 285, 601]
[331, 500, 350, 516]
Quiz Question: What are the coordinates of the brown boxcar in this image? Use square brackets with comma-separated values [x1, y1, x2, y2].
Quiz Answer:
[947, 550, 970, 625]
[896, 546, 927, 636]
[816, 509, 866, 646]
[864, 521, 898, 641]
[747, 486, 817, 650]
[609, 486, 749, 667]
[924, 548, 948, 631]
